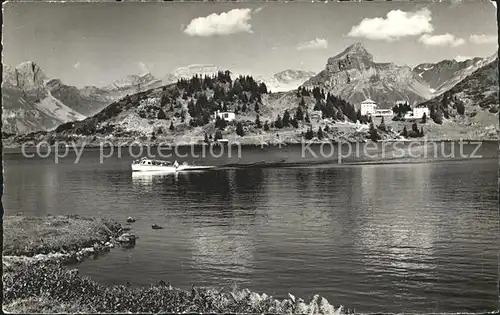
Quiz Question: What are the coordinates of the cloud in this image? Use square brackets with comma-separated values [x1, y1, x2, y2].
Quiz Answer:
[454, 55, 472, 62]
[184, 8, 254, 37]
[138, 62, 149, 74]
[469, 34, 497, 44]
[296, 38, 328, 50]
[418, 33, 466, 47]
[347, 8, 433, 41]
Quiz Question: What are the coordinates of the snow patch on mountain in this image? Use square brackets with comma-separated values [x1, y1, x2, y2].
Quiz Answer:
[38, 90, 86, 126]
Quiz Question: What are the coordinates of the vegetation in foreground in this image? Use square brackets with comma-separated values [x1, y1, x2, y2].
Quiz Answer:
[2, 215, 346, 314]
[3, 260, 345, 314]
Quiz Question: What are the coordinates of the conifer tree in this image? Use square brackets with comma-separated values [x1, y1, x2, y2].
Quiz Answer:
[283, 110, 291, 127]
[296, 106, 304, 121]
[236, 122, 245, 136]
[402, 126, 408, 137]
[275, 115, 283, 129]
[157, 108, 167, 120]
[255, 115, 262, 128]
[317, 127, 324, 139]
[378, 117, 386, 132]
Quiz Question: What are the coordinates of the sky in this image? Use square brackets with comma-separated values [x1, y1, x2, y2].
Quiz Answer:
[3, 0, 498, 88]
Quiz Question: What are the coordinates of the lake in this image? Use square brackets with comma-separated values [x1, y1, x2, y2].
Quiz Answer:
[3, 142, 498, 313]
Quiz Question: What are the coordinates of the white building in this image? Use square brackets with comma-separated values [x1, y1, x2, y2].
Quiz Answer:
[404, 107, 430, 120]
[373, 109, 394, 117]
[413, 107, 430, 119]
[214, 110, 235, 122]
[310, 110, 323, 120]
[359, 99, 377, 116]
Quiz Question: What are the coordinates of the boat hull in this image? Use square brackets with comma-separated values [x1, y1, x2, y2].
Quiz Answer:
[131, 164, 177, 172]
[131, 164, 215, 172]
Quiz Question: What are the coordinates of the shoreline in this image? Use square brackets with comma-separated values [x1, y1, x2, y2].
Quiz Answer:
[2, 214, 346, 314]
[3, 138, 497, 152]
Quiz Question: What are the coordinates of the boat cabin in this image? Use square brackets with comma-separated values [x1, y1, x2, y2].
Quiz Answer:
[132, 158, 174, 166]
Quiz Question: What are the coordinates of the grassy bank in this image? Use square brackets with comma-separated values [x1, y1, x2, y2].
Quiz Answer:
[2, 215, 346, 314]
[3, 215, 122, 257]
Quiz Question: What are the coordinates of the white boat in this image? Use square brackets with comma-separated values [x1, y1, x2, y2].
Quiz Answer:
[131, 157, 214, 172]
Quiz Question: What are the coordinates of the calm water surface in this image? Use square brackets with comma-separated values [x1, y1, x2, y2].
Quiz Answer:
[3, 143, 498, 313]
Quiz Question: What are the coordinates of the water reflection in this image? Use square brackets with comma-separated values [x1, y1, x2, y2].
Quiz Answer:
[190, 225, 256, 282]
[131, 170, 178, 190]
[355, 164, 436, 262]
[184, 169, 268, 283]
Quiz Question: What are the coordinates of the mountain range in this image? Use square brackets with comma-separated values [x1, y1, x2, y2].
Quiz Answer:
[2, 43, 497, 137]
[2, 62, 86, 135]
[2, 63, 316, 134]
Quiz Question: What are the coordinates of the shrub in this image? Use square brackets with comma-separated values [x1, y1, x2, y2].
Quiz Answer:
[421, 112, 427, 123]
[305, 128, 314, 140]
[408, 130, 420, 138]
[368, 123, 381, 142]
[263, 121, 270, 131]
[430, 109, 443, 124]
[411, 122, 419, 134]
[377, 117, 386, 132]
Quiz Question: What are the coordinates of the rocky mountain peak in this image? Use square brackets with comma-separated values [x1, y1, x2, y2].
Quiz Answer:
[3, 61, 47, 90]
[325, 42, 374, 73]
[302, 43, 430, 106]
[344, 42, 371, 56]
[46, 78, 64, 89]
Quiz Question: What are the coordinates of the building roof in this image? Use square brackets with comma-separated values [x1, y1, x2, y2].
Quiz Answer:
[361, 99, 376, 104]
